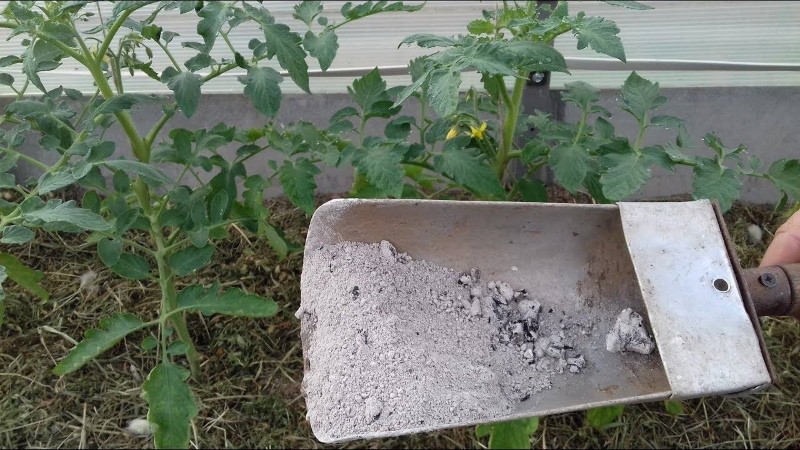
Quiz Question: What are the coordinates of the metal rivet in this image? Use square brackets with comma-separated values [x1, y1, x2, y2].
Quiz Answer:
[758, 272, 778, 288]
[713, 278, 730, 292]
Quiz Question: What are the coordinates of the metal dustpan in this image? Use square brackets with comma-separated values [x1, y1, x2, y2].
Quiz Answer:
[297, 198, 798, 443]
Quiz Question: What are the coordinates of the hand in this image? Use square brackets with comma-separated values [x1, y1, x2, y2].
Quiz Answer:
[760, 209, 800, 267]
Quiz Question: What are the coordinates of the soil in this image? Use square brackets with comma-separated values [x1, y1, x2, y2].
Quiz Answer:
[299, 240, 591, 442]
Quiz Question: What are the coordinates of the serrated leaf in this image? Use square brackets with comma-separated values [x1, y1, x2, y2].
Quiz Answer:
[0, 252, 48, 300]
[587, 405, 625, 430]
[168, 245, 214, 276]
[238, 66, 283, 117]
[176, 284, 279, 317]
[427, 68, 461, 117]
[97, 238, 123, 267]
[278, 159, 319, 215]
[467, 19, 494, 35]
[162, 68, 202, 118]
[1, 225, 35, 244]
[53, 313, 146, 375]
[384, 115, 415, 140]
[517, 178, 548, 202]
[95, 93, 149, 115]
[262, 23, 309, 93]
[110, 253, 151, 280]
[573, 14, 626, 62]
[38, 171, 77, 194]
[143, 361, 198, 449]
[475, 417, 539, 449]
[434, 137, 504, 198]
[353, 145, 405, 198]
[196, 2, 231, 52]
[600, 152, 651, 200]
[650, 115, 683, 129]
[664, 400, 685, 416]
[619, 72, 666, 123]
[341, 1, 424, 20]
[505, 41, 569, 73]
[603, 1, 654, 10]
[102, 160, 171, 186]
[549, 143, 591, 193]
[304, 29, 338, 72]
[561, 81, 599, 111]
[293, 1, 322, 25]
[768, 159, 800, 201]
[23, 201, 110, 231]
[399, 33, 458, 48]
[692, 163, 742, 212]
[348, 68, 390, 114]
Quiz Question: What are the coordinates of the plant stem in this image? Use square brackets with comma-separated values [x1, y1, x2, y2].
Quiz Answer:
[144, 110, 175, 149]
[157, 41, 182, 72]
[95, 7, 142, 65]
[0, 147, 50, 171]
[497, 73, 526, 179]
[152, 228, 202, 379]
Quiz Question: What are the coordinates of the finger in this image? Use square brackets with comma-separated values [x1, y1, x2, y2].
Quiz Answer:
[760, 211, 800, 267]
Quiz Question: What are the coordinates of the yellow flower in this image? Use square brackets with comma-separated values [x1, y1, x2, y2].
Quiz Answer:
[446, 126, 459, 140]
[469, 122, 487, 140]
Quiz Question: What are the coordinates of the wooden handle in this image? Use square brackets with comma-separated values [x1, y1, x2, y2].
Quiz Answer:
[742, 264, 800, 319]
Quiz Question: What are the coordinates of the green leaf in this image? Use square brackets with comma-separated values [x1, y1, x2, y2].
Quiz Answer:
[692, 162, 742, 212]
[184, 53, 214, 72]
[0, 252, 48, 300]
[573, 14, 626, 62]
[603, 1, 654, 10]
[0, 266, 6, 327]
[52, 313, 146, 375]
[0, 173, 15, 189]
[264, 223, 289, 260]
[600, 152, 651, 200]
[278, 159, 319, 215]
[38, 171, 77, 194]
[176, 284, 279, 317]
[102, 160, 172, 186]
[114, 208, 141, 234]
[140, 335, 158, 351]
[238, 66, 283, 117]
[341, 1, 424, 20]
[168, 245, 214, 276]
[561, 81, 599, 112]
[196, 1, 231, 52]
[427, 68, 462, 117]
[353, 144, 405, 198]
[650, 115, 684, 129]
[664, 400, 685, 416]
[467, 19, 494, 35]
[475, 417, 539, 449]
[433, 137, 504, 198]
[505, 41, 569, 73]
[97, 238, 123, 267]
[110, 253, 151, 280]
[1, 225, 35, 244]
[304, 29, 338, 72]
[384, 115, 415, 140]
[348, 68, 391, 115]
[399, 34, 458, 48]
[0, 73, 14, 87]
[262, 23, 310, 93]
[293, 1, 322, 25]
[549, 143, 590, 193]
[143, 361, 198, 449]
[95, 93, 149, 115]
[517, 178, 548, 202]
[768, 159, 800, 201]
[587, 405, 625, 430]
[619, 72, 666, 123]
[112, 170, 131, 193]
[23, 201, 110, 231]
[162, 68, 202, 118]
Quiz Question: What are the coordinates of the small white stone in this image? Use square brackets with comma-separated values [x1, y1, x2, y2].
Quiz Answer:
[469, 299, 482, 316]
[365, 397, 383, 423]
[497, 282, 514, 302]
[125, 418, 153, 436]
[511, 266, 519, 272]
[747, 224, 763, 244]
[470, 286, 483, 298]
[523, 348, 534, 359]
[606, 308, 655, 354]
[380, 240, 398, 262]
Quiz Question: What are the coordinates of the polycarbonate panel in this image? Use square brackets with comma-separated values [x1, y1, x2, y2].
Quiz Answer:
[0, 1, 798, 96]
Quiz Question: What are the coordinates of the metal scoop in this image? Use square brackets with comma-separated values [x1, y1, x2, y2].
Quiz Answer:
[298, 198, 799, 443]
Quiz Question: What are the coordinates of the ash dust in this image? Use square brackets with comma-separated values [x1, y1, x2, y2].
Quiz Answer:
[298, 240, 599, 441]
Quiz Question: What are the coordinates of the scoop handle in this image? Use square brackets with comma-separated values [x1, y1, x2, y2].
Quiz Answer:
[742, 264, 800, 319]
